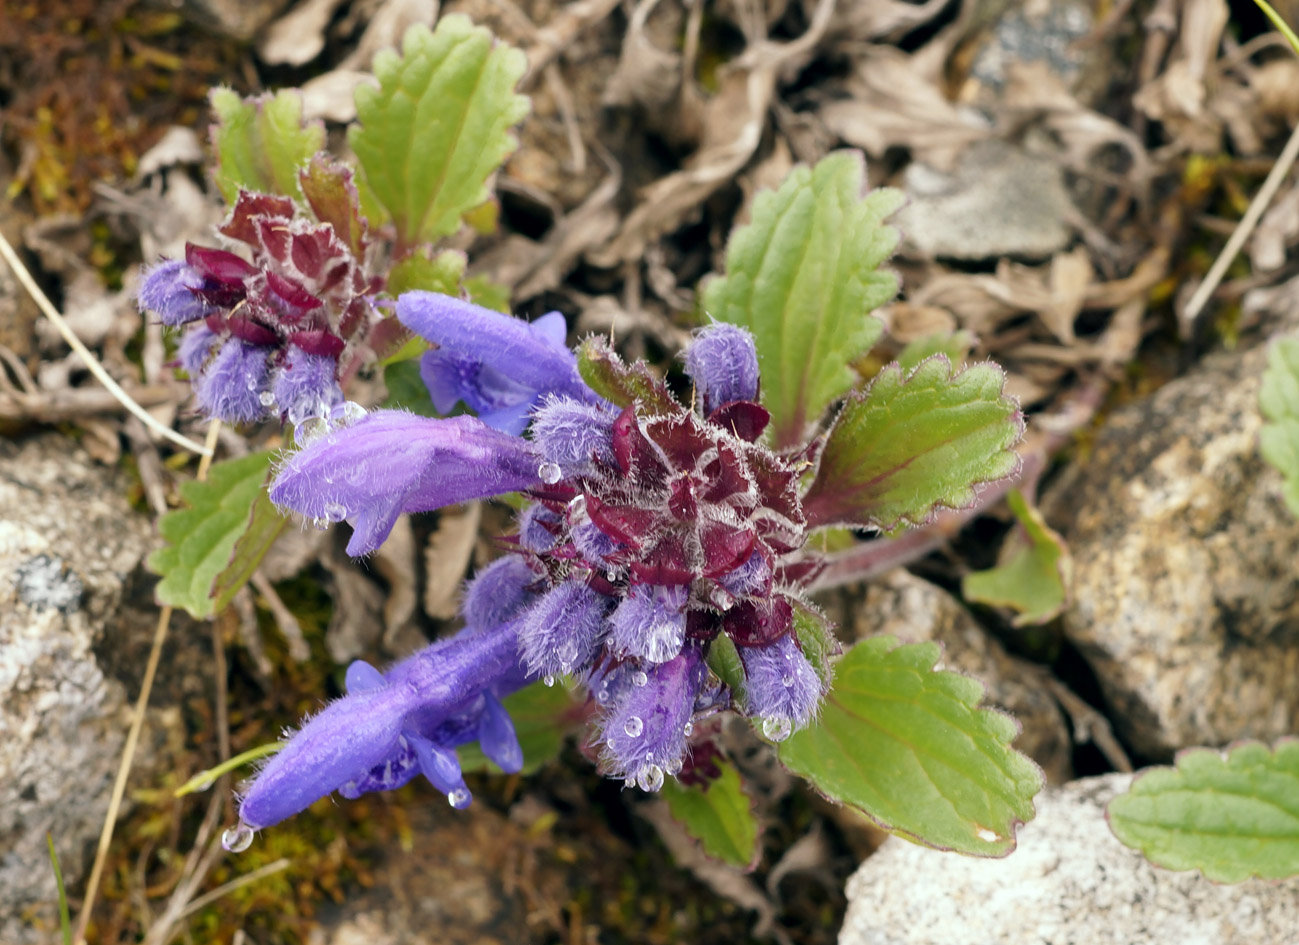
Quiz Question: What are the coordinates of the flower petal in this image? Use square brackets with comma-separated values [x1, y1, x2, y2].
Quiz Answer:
[682, 323, 760, 414]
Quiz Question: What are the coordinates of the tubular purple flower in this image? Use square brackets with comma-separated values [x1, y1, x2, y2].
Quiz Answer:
[601, 645, 706, 790]
[138, 258, 211, 326]
[194, 337, 272, 424]
[461, 554, 539, 631]
[530, 396, 617, 480]
[608, 584, 688, 664]
[517, 502, 561, 552]
[682, 323, 760, 414]
[398, 292, 592, 434]
[177, 322, 219, 376]
[269, 411, 543, 555]
[517, 580, 610, 678]
[238, 619, 528, 831]
[738, 633, 825, 740]
[271, 345, 342, 420]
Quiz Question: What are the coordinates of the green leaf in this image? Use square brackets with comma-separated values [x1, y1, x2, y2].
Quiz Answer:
[1109, 741, 1299, 882]
[349, 17, 529, 247]
[576, 335, 677, 416]
[791, 599, 839, 686]
[465, 274, 512, 313]
[1259, 335, 1299, 517]
[661, 760, 761, 868]
[148, 451, 277, 619]
[210, 485, 290, 614]
[706, 633, 748, 707]
[801, 356, 1022, 530]
[299, 153, 370, 257]
[701, 151, 903, 448]
[386, 246, 467, 297]
[209, 88, 325, 205]
[779, 636, 1042, 856]
[456, 680, 578, 775]
[896, 330, 976, 374]
[962, 489, 1070, 626]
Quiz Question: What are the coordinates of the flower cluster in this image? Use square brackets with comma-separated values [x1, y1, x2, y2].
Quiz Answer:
[138, 190, 379, 426]
[227, 292, 835, 848]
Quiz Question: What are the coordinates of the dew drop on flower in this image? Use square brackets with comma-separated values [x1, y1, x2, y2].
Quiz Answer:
[762, 716, 793, 742]
[624, 715, 644, 738]
[636, 764, 665, 792]
[543, 674, 556, 687]
[295, 416, 330, 446]
[538, 461, 562, 484]
[221, 823, 255, 852]
[447, 787, 471, 809]
[781, 673, 794, 688]
[665, 757, 683, 776]
[324, 502, 348, 523]
[310, 516, 329, 531]
[645, 624, 682, 663]
[631, 670, 648, 687]
[339, 401, 367, 424]
[683, 721, 693, 737]
[258, 390, 276, 407]
[706, 585, 736, 611]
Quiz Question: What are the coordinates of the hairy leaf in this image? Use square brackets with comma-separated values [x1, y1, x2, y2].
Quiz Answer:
[1259, 336, 1299, 518]
[457, 680, 578, 775]
[149, 451, 277, 619]
[779, 636, 1042, 856]
[1109, 740, 1299, 882]
[802, 356, 1022, 530]
[349, 17, 529, 247]
[963, 489, 1069, 625]
[210, 485, 289, 614]
[209, 88, 324, 205]
[701, 151, 903, 448]
[576, 335, 676, 416]
[662, 760, 760, 868]
[299, 154, 370, 257]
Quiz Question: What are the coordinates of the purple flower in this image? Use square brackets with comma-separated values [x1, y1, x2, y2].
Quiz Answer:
[608, 584, 687, 663]
[600, 645, 706, 790]
[138, 259, 212, 326]
[269, 411, 543, 555]
[237, 619, 529, 835]
[194, 337, 272, 425]
[516, 580, 610, 678]
[682, 323, 760, 415]
[461, 554, 539, 630]
[176, 322, 219, 376]
[530, 396, 617, 481]
[737, 633, 826, 741]
[271, 345, 343, 422]
[399, 292, 593, 434]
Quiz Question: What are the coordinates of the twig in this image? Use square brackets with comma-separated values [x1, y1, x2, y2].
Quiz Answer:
[1180, 120, 1299, 338]
[0, 229, 211, 456]
[174, 859, 290, 924]
[1046, 678, 1133, 774]
[0, 383, 179, 422]
[74, 419, 222, 945]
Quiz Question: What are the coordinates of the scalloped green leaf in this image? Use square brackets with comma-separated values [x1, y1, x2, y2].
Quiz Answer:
[801, 356, 1023, 530]
[1259, 335, 1299, 518]
[962, 489, 1070, 626]
[701, 151, 903, 449]
[209, 484, 289, 615]
[779, 636, 1042, 856]
[1109, 741, 1299, 882]
[662, 760, 760, 868]
[148, 451, 277, 619]
[456, 680, 578, 775]
[209, 88, 324, 205]
[349, 16, 529, 247]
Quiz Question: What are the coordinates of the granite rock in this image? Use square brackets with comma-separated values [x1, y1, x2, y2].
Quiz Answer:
[839, 773, 1299, 945]
[1046, 341, 1299, 758]
[0, 436, 156, 942]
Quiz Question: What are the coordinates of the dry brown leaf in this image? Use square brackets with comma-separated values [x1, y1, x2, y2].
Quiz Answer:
[601, 0, 681, 112]
[1250, 180, 1299, 273]
[828, 0, 951, 43]
[322, 531, 387, 662]
[882, 302, 957, 343]
[372, 514, 421, 651]
[423, 502, 482, 621]
[258, 0, 348, 66]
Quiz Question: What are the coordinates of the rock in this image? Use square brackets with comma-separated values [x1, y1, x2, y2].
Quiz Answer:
[838, 773, 1299, 945]
[895, 140, 1073, 261]
[1046, 341, 1299, 758]
[0, 436, 156, 943]
[823, 570, 1072, 784]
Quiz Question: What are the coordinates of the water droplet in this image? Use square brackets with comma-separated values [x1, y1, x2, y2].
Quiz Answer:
[556, 638, 579, 664]
[324, 502, 347, 523]
[538, 461, 562, 484]
[636, 764, 664, 792]
[762, 716, 793, 742]
[258, 390, 276, 407]
[623, 716, 644, 738]
[665, 757, 683, 775]
[567, 494, 587, 517]
[295, 416, 329, 446]
[606, 568, 619, 582]
[339, 401, 367, 424]
[645, 624, 682, 663]
[543, 674, 556, 688]
[447, 787, 472, 809]
[221, 823, 255, 852]
[596, 687, 611, 704]
[781, 673, 794, 688]
[644, 750, 654, 761]
[632, 670, 648, 687]
[683, 721, 694, 737]
[310, 516, 329, 530]
[706, 585, 736, 611]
